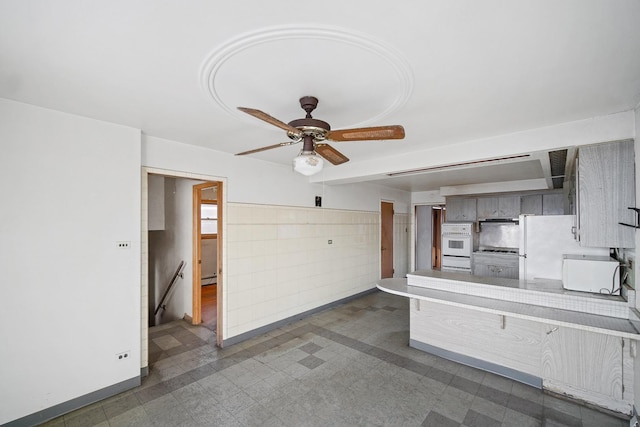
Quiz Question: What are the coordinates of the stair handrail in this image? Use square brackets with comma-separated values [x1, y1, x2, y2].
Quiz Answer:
[154, 260, 185, 315]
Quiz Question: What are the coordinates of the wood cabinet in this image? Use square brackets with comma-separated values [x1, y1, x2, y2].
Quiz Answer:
[521, 192, 565, 215]
[446, 198, 476, 222]
[541, 326, 633, 414]
[577, 140, 635, 248]
[521, 194, 542, 215]
[409, 298, 635, 415]
[472, 253, 519, 279]
[542, 192, 564, 215]
[410, 300, 542, 377]
[477, 196, 520, 219]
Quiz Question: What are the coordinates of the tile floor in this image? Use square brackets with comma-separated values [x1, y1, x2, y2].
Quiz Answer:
[41, 291, 628, 426]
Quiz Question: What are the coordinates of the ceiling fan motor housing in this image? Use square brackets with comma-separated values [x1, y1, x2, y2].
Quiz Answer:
[288, 95, 331, 140]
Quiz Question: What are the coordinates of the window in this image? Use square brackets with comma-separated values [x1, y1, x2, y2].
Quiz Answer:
[201, 202, 218, 237]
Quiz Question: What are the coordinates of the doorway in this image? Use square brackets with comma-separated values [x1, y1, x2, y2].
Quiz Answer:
[192, 182, 222, 341]
[431, 206, 444, 269]
[143, 169, 226, 368]
[381, 201, 394, 278]
[415, 205, 445, 270]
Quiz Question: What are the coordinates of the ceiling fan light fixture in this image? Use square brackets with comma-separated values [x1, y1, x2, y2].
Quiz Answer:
[293, 151, 324, 176]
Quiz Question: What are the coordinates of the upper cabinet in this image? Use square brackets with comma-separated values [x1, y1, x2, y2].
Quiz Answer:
[477, 196, 520, 219]
[521, 194, 543, 215]
[521, 192, 566, 215]
[446, 198, 477, 222]
[447, 191, 565, 222]
[577, 139, 635, 248]
[542, 192, 565, 215]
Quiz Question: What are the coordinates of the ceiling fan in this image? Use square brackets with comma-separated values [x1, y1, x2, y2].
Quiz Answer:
[236, 96, 405, 176]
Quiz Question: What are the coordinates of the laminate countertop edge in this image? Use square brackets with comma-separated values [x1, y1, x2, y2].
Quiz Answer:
[377, 278, 640, 340]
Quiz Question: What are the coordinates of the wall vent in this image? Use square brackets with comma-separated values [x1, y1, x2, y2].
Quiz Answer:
[548, 149, 568, 189]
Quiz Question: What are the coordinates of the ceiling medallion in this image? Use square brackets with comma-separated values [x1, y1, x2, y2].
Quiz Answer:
[199, 24, 414, 127]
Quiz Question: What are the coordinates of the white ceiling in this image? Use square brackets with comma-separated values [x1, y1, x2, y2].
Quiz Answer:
[2, 1, 640, 192]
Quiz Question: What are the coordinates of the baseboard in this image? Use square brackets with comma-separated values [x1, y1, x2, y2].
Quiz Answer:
[2, 376, 140, 427]
[409, 338, 543, 389]
[222, 287, 379, 347]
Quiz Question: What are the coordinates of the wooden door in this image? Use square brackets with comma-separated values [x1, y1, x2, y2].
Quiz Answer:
[381, 201, 394, 278]
[192, 181, 223, 346]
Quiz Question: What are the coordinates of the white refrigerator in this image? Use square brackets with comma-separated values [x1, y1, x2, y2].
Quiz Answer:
[518, 215, 609, 281]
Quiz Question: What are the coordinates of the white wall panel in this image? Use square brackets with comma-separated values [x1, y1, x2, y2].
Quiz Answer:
[0, 99, 141, 424]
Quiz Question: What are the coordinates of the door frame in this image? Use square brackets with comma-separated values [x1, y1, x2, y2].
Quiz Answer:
[381, 200, 394, 279]
[431, 206, 444, 269]
[192, 181, 223, 346]
[141, 168, 227, 368]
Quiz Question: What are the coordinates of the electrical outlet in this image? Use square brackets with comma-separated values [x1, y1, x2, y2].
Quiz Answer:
[116, 351, 130, 361]
[117, 241, 130, 249]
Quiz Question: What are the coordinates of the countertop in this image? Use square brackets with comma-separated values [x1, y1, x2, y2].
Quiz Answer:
[409, 269, 621, 298]
[377, 275, 640, 340]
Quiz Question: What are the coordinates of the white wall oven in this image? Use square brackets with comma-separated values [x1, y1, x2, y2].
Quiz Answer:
[441, 222, 476, 273]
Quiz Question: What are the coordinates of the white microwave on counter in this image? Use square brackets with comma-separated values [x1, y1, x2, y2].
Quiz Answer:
[562, 255, 620, 295]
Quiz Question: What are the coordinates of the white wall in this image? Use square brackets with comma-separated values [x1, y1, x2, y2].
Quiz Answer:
[412, 190, 446, 206]
[142, 135, 412, 340]
[142, 135, 411, 213]
[0, 99, 141, 424]
[147, 174, 165, 231]
[394, 213, 410, 278]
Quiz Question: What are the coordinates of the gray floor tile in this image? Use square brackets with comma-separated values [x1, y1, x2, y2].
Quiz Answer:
[481, 372, 514, 394]
[511, 381, 544, 404]
[107, 406, 152, 427]
[501, 408, 542, 427]
[102, 392, 141, 419]
[422, 410, 460, 427]
[507, 393, 544, 419]
[233, 403, 276, 426]
[198, 372, 243, 401]
[432, 386, 475, 422]
[48, 292, 630, 427]
[580, 406, 628, 427]
[220, 390, 257, 415]
[477, 384, 510, 407]
[171, 382, 210, 405]
[451, 374, 482, 395]
[543, 394, 583, 420]
[63, 405, 107, 427]
[38, 416, 65, 427]
[297, 354, 325, 369]
[463, 408, 501, 427]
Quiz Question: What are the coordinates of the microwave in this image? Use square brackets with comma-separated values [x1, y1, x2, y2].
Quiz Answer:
[562, 255, 620, 295]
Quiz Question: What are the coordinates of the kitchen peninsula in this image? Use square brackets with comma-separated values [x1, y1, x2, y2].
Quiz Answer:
[378, 270, 640, 416]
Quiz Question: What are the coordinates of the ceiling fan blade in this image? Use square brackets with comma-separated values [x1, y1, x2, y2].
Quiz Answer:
[236, 141, 298, 156]
[237, 107, 303, 138]
[327, 125, 405, 142]
[315, 143, 349, 165]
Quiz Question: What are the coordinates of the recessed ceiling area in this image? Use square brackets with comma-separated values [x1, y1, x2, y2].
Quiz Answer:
[368, 158, 546, 193]
[0, 1, 639, 193]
